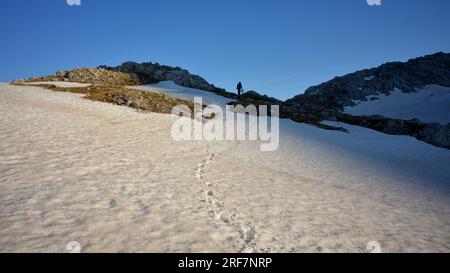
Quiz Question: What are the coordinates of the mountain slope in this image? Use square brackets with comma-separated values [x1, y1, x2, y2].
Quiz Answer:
[280, 52, 450, 150]
[287, 52, 450, 111]
[11, 52, 450, 150]
[1, 83, 449, 252]
[343, 85, 450, 125]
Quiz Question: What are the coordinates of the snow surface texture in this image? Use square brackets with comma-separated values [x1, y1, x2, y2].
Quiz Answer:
[0, 83, 449, 253]
[344, 85, 450, 124]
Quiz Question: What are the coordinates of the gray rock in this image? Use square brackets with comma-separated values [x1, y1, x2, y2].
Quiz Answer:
[417, 123, 450, 149]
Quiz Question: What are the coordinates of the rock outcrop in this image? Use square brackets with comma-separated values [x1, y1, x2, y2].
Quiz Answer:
[417, 123, 450, 150]
[99, 62, 236, 98]
[13, 68, 140, 86]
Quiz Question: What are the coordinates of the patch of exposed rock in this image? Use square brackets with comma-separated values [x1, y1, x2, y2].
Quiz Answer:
[12, 68, 139, 86]
[228, 90, 346, 131]
[417, 123, 450, 150]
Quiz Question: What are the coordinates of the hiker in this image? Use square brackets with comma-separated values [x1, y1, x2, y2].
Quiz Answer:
[236, 82, 243, 98]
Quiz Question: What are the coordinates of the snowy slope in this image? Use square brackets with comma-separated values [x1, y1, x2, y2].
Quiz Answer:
[132, 81, 450, 189]
[1, 83, 450, 252]
[132, 81, 233, 106]
[344, 85, 450, 124]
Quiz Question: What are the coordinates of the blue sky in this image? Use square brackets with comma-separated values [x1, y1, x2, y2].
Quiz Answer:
[0, 0, 449, 100]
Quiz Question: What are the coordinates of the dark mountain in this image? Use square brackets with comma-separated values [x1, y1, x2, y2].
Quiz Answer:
[286, 52, 450, 111]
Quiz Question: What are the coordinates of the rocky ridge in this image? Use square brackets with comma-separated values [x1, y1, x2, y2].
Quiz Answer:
[12, 68, 140, 86]
[287, 52, 450, 111]
[100, 62, 237, 99]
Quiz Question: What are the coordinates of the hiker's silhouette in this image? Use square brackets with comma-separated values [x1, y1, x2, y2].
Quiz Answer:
[236, 82, 243, 98]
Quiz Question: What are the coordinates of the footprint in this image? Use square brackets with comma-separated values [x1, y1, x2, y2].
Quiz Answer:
[195, 151, 260, 252]
[135, 200, 150, 215]
[215, 211, 230, 223]
[242, 226, 256, 243]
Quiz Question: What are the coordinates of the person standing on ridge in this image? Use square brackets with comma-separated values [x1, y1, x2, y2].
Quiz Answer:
[236, 82, 243, 98]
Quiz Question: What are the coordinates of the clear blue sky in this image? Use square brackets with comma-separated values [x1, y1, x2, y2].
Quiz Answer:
[1, 0, 449, 99]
